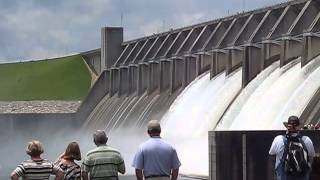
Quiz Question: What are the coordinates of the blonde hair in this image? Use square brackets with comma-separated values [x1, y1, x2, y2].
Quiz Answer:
[26, 140, 44, 156]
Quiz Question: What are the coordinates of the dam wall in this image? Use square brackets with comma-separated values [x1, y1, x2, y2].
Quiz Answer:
[78, 0, 320, 125]
[83, 0, 320, 95]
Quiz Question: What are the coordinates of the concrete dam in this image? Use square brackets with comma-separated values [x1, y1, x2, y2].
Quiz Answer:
[81, 0, 320, 131]
[1, 0, 320, 179]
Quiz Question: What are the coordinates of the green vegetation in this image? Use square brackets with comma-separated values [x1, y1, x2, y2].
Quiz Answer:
[0, 55, 91, 101]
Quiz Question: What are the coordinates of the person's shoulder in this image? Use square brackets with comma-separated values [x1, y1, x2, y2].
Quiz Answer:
[159, 138, 176, 149]
[106, 146, 122, 154]
[301, 135, 313, 142]
[274, 134, 284, 140]
[86, 147, 100, 157]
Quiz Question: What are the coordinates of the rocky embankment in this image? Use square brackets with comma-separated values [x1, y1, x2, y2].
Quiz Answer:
[0, 101, 81, 113]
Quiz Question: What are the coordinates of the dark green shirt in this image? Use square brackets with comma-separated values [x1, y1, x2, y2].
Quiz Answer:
[82, 145, 125, 179]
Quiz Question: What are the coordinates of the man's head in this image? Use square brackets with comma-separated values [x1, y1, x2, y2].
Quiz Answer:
[93, 130, 108, 146]
[26, 140, 44, 157]
[147, 120, 161, 136]
[284, 116, 300, 131]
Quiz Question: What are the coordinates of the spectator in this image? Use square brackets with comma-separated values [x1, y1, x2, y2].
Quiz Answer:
[55, 142, 82, 180]
[11, 140, 64, 180]
[132, 120, 181, 180]
[269, 116, 315, 180]
[82, 130, 125, 180]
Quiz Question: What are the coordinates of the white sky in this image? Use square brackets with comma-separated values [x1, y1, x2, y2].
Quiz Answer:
[0, 0, 286, 63]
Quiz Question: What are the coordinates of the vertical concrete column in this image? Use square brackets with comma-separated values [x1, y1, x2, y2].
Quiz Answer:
[138, 63, 149, 95]
[302, 33, 320, 67]
[105, 70, 111, 93]
[184, 55, 198, 87]
[211, 50, 228, 79]
[227, 47, 244, 75]
[101, 27, 123, 71]
[109, 68, 119, 97]
[280, 36, 302, 67]
[160, 59, 171, 93]
[170, 57, 185, 93]
[197, 52, 211, 75]
[119, 66, 129, 97]
[148, 61, 160, 94]
[209, 131, 216, 180]
[128, 64, 138, 95]
[243, 44, 262, 87]
[261, 40, 281, 69]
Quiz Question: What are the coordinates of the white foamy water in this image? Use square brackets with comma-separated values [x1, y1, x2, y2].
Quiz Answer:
[271, 56, 320, 128]
[216, 61, 279, 130]
[226, 56, 320, 130]
[161, 69, 242, 176]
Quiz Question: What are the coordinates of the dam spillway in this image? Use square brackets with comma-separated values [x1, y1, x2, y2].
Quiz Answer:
[79, 0, 320, 177]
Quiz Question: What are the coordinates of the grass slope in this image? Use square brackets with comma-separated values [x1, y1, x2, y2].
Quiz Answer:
[0, 55, 91, 101]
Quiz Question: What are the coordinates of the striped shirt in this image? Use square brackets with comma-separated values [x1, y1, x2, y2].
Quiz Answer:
[56, 160, 81, 180]
[13, 159, 61, 180]
[82, 145, 125, 179]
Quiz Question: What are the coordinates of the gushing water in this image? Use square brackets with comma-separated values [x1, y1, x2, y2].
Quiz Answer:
[161, 69, 242, 175]
[216, 61, 280, 130]
[221, 56, 320, 130]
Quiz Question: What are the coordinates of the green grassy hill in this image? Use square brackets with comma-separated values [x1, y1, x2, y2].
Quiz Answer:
[0, 55, 91, 101]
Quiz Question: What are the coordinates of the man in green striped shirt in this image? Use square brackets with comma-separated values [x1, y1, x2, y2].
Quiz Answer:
[82, 130, 126, 180]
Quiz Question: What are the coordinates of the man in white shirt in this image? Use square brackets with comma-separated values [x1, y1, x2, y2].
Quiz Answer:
[269, 116, 315, 180]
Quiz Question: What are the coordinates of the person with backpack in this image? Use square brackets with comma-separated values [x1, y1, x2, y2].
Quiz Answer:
[54, 142, 82, 180]
[269, 116, 315, 180]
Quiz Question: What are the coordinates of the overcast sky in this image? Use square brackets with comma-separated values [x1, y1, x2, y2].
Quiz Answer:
[0, 0, 286, 63]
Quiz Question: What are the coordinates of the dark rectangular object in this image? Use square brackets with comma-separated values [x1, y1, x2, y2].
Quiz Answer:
[210, 130, 320, 180]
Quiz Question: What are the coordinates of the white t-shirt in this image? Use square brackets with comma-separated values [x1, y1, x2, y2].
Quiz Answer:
[269, 134, 315, 168]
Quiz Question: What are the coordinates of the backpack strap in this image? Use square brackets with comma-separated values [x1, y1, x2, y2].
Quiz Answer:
[281, 135, 289, 163]
[300, 136, 309, 161]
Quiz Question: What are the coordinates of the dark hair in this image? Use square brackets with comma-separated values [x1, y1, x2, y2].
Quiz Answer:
[64, 142, 81, 161]
[148, 128, 161, 134]
[288, 116, 300, 126]
[93, 130, 108, 145]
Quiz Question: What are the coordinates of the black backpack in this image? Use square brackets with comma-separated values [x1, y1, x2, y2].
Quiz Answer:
[282, 134, 309, 176]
